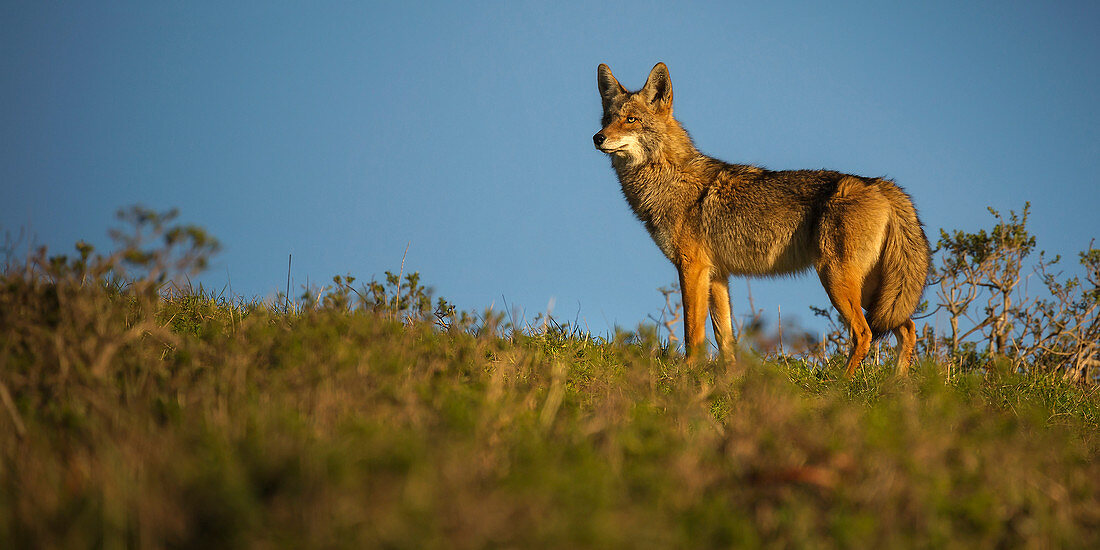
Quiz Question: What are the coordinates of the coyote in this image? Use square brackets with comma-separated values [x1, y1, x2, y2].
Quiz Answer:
[593, 62, 930, 376]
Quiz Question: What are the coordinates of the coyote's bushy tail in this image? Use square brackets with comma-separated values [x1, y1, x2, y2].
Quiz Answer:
[868, 184, 931, 338]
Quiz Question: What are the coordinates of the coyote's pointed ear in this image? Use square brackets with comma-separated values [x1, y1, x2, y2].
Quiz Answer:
[641, 62, 673, 113]
[597, 63, 626, 111]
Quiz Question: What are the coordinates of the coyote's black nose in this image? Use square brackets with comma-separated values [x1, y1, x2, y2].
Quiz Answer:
[593, 133, 606, 147]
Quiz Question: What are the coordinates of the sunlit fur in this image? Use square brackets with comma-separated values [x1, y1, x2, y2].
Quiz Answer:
[594, 62, 931, 376]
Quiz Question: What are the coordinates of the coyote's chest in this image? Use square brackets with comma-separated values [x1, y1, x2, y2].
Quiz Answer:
[616, 173, 694, 263]
[644, 216, 679, 262]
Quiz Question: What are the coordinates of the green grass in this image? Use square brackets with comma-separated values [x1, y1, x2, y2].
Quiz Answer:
[2, 277, 1099, 548]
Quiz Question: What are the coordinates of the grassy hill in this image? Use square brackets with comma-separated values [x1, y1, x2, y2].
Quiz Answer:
[2, 209, 1098, 548]
[2, 275, 1099, 548]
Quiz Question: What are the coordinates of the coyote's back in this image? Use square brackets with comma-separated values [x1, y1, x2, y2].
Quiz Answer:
[593, 62, 930, 376]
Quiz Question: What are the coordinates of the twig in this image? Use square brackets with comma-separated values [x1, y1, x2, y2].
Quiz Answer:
[396, 241, 410, 317]
[777, 304, 783, 356]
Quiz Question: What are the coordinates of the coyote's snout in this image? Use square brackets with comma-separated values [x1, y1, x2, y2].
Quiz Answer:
[594, 62, 930, 376]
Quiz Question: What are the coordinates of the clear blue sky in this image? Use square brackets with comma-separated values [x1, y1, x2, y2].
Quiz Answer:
[3, 1, 1098, 338]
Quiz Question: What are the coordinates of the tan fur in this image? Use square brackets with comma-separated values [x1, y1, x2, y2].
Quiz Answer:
[594, 63, 931, 376]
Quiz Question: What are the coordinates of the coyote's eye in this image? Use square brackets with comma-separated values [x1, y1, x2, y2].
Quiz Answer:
[625, 116, 637, 123]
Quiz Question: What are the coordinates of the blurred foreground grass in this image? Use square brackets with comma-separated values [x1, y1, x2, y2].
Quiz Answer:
[2, 283, 1098, 548]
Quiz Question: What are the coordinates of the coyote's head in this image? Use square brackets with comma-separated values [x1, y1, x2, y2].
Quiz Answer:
[593, 62, 689, 166]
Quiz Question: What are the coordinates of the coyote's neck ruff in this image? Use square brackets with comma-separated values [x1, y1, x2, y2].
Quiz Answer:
[610, 128, 699, 249]
[593, 62, 930, 377]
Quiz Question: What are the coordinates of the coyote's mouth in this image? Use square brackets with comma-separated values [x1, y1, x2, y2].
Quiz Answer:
[597, 145, 629, 154]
